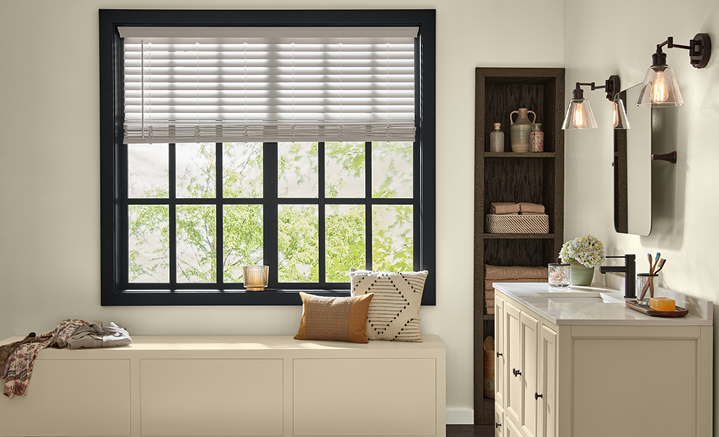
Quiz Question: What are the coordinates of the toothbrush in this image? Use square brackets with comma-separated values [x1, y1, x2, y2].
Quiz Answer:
[648, 253, 653, 273]
[652, 252, 661, 273]
[647, 253, 654, 274]
[654, 259, 666, 274]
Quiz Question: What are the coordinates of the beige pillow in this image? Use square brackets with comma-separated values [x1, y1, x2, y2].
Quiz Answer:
[350, 269, 428, 342]
[294, 292, 374, 343]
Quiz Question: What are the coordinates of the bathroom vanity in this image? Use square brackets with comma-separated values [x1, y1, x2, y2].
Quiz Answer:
[493, 283, 712, 437]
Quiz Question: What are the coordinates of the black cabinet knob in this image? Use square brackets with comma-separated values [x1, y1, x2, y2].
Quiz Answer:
[496, 352, 503, 357]
[495, 423, 502, 428]
[535, 392, 543, 400]
[512, 368, 521, 377]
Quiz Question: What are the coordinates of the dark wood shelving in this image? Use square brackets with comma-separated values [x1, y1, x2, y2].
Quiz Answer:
[484, 152, 555, 158]
[482, 233, 555, 240]
[474, 67, 564, 425]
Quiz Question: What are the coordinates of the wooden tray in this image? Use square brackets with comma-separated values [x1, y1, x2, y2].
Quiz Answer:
[625, 300, 689, 318]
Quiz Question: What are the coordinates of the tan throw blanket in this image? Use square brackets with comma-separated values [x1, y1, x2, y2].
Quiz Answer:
[2, 319, 88, 398]
[68, 322, 132, 350]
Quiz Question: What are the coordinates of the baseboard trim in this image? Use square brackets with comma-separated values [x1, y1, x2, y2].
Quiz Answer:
[446, 409, 474, 425]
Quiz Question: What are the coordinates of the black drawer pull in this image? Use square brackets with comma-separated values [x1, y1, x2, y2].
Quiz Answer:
[535, 392, 543, 400]
[512, 368, 521, 377]
[496, 422, 502, 428]
[496, 352, 503, 357]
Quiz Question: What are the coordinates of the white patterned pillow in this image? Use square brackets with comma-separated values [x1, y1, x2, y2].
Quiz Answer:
[350, 269, 428, 342]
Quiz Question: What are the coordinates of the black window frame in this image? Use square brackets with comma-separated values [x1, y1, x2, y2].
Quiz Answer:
[100, 9, 436, 306]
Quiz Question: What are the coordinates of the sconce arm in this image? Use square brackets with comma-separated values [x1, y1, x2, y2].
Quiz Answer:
[573, 75, 620, 101]
[653, 34, 711, 69]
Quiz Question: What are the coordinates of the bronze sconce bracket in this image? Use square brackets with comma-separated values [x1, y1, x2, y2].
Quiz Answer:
[653, 33, 711, 68]
[574, 75, 620, 101]
[652, 151, 677, 164]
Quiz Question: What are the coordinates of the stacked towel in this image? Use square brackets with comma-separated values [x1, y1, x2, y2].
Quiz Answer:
[489, 202, 545, 215]
[489, 202, 520, 215]
[518, 202, 545, 214]
[483, 265, 548, 314]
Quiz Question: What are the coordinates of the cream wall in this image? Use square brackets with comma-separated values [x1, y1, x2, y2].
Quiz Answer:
[0, 0, 564, 423]
[564, 0, 719, 430]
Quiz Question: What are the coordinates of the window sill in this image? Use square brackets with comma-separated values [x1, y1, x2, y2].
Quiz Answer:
[102, 288, 352, 306]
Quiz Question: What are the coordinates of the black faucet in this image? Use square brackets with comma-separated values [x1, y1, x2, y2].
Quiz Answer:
[599, 254, 636, 299]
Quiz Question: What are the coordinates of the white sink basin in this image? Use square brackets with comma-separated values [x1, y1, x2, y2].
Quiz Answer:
[537, 290, 624, 304]
[548, 297, 616, 304]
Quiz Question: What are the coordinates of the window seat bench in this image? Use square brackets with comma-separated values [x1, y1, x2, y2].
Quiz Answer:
[0, 335, 446, 437]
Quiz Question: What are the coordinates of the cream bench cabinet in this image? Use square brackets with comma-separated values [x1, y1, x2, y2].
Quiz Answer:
[493, 283, 713, 437]
[0, 335, 446, 437]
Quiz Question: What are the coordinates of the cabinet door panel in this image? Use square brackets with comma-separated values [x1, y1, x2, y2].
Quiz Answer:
[505, 301, 522, 425]
[538, 325, 557, 437]
[573, 338, 697, 437]
[495, 294, 506, 409]
[293, 358, 436, 436]
[0, 359, 130, 437]
[495, 403, 505, 437]
[520, 312, 539, 437]
[505, 415, 523, 437]
[140, 359, 283, 436]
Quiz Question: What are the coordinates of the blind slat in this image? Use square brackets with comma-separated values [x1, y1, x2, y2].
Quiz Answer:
[121, 27, 416, 144]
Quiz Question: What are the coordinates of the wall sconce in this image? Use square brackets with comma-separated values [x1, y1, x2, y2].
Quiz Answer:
[243, 265, 269, 291]
[613, 94, 630, 129]
[637, 33, 711, 107]
[562, 75, 620, 130]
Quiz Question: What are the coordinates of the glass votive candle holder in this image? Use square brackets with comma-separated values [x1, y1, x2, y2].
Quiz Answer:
[636, 273, 658, 304]
[243, 265, 269, 291]
[548, 259, 570, 288]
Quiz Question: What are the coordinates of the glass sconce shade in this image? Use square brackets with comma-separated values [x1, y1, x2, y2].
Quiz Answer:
[243, 265, 269, 291]
[637, 65, 683, 107]
[613, 96, 630, 129]
[562, 98, 598, 130]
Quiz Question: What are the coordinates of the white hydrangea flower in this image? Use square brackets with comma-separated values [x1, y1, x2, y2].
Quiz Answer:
[559, 234, 605, 268]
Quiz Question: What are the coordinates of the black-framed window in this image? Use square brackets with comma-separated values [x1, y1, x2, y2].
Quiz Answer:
[100, 9, 436, 306]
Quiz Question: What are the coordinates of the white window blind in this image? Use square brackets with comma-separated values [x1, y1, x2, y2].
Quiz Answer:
[119, 26, 418, 144]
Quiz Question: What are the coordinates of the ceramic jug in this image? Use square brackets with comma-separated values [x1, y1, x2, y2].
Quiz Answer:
[509, 108, 536, 152]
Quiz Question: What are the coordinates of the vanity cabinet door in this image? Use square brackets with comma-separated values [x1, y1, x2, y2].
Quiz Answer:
[495, 403, 505, 437]
[505, 301, 522, 426]
[495, 293, 506, 409]
[505, 415, 523, 437]
[537, 325, 557, 437]
[519, 311, 539, 437]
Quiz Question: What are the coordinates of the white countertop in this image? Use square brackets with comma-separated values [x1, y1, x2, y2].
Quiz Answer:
[493, 282, 713, 326]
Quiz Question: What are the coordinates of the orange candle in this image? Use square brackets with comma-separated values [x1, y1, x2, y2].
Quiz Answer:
[243, 265, 269, 291]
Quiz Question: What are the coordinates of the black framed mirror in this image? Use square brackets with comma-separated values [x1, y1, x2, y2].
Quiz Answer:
[613, 84, 652, 235]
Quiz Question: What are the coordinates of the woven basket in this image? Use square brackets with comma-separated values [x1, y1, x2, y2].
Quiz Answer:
[485, 214, 549, 234]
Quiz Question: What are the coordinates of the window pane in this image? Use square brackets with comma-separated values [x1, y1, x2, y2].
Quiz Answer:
[372, 141, 413, 198]
[372, 205, 413, 271]
[278, 142, 318, 198]
[177, 205, 217, 283]
[223, 142, 263, 198]
[325, 142, 365, 198]
[176, 143, 216, 198]
[326, 205, 366, 282]
[128, 144, 168, 198]
[223, 205, 263, 282]
[278, 205, 319, 282]
[128, 205, 169, 282]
